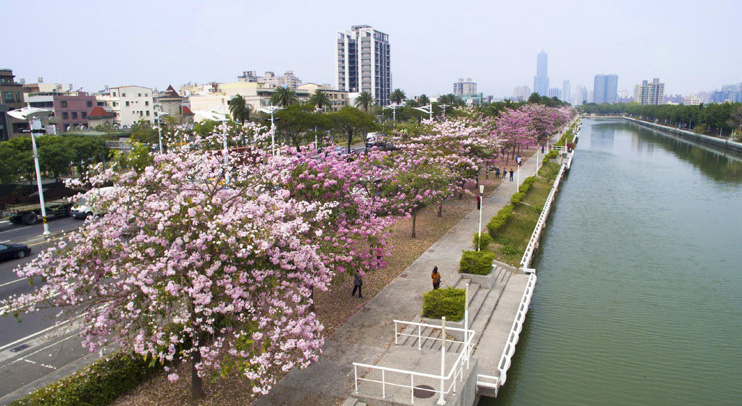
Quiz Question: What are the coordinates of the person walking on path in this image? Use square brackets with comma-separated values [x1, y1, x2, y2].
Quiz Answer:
[352, 272, 363, 298]
[431, 266, 441, 290]
[495, 167, 500, 179]
[509, 169, 514, 181]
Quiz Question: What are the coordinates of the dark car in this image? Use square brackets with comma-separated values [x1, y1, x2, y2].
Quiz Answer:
[0, 243, 32, 261]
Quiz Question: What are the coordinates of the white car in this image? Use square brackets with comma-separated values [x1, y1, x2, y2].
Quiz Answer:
[71, 187, 114, 219]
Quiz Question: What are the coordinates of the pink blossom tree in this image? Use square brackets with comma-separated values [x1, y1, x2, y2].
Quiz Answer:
[1, 134, 333, 399]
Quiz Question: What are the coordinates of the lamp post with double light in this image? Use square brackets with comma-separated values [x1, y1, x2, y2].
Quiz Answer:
[259, 105, 281, 156]
[477, 184, 485, 251]
[8, 107, 53, 235]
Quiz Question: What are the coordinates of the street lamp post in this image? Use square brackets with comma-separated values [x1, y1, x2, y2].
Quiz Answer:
[8, 107, 53, 235]
[440, 104, 450, 118]
[413, 103, 433, 121]
[155, 111, 169, 154]
[383, 103, 401, 122]
[259, 105, 281, 156]
[477, 184, 485, 251]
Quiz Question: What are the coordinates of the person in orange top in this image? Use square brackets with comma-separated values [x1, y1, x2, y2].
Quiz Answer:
[431, 266, 441, 290]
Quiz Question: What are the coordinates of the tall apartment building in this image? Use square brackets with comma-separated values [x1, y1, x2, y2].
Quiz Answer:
[513, 85, 532, 101]
[95, 85, 154, 127]
[533, 51, 549, 96]
[574, 85, 589, 105]
[336, 25, 391, 106]
[0, 69, 26, 140]
[634, 78, 665, 105]
[593, 74, 618, 104]
[454, 78, 477, 96]
[547, 88, 562, 99]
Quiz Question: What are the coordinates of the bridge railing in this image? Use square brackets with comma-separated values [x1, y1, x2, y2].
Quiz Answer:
[495, 273, 537, 388]
[353, 320, 475, 404]
[520, 163, 565, 270]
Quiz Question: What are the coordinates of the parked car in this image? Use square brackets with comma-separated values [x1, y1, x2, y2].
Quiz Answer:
[0, 243, 31, 261]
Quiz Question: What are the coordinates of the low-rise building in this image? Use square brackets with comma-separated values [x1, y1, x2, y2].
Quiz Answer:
[95, 85, 154, 127]
[0, 69, 26, 140]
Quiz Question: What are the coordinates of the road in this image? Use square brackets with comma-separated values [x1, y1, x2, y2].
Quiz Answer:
[0, 217, 96, 403]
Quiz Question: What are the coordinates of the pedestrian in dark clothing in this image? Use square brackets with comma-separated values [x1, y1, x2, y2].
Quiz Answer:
[495, 167, 500, 179]
[541, 144, 545, 153]
[431, 266, 441, 290]
[509, 169, 514, 181]
[352, 272, 363, 298]
[376, 246, 383, 268]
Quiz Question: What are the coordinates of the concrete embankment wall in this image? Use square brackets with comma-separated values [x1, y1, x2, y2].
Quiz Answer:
[623, 117, 742, 154]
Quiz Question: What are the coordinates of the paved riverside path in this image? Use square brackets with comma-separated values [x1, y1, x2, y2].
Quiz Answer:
[254, 152, 543, 406]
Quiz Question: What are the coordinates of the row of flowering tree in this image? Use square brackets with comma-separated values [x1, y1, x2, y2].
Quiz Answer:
[0, 105, 574, 401]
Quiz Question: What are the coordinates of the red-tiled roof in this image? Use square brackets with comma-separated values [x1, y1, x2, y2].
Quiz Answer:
[162, 85, 180, 98]
[181, 105, 194, 115]
[88, 106, 115, 118]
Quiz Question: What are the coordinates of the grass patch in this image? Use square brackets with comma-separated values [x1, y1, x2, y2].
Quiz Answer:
[489, 162, 561, 265]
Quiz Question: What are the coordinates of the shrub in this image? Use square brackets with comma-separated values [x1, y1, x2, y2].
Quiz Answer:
[502, 245, 519, 255]
[510, 192, 525, 205]
[487, 205, 514, 236]
[423, 287, 465, 321]
[518, 177, 535, 193]
[472, 232, 493, 250]
[459, 250, 495, 275]
[10, 352, 161, 406]
[545, 150, 558, 160]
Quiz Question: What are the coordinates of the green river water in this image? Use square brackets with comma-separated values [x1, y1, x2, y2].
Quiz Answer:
[482, 118, 742, 406]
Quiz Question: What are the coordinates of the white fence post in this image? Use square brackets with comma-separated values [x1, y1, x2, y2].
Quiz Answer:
[437, 317, 446, 405]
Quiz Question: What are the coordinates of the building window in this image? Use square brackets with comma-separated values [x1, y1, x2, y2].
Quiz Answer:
[71, 112, 78, 119]
[126, 101, 130, 106]
[15, 93, 20, 103]
[3, 92, 13, 103]
[146, 110, 150, 116]
[82, 112, 87, 119]
[113, 92, 117, 97]
[138, 93, 141, 97]
[87, 101, 92, 107]
[62, 112, 69, 119]
[61, 101, 68, 107]
[145, 101, 149, 106]
[122, 93, 126, 97]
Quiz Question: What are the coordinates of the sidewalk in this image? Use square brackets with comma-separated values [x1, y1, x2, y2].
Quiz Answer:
[254, 152, 541, 406]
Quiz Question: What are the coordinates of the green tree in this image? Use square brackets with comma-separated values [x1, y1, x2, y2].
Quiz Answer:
[129, 119, 159, 145]
[228, 94, 252, 124]
[354, 91, 375, 112]
[309, 90, 332, 112]
[437, 94, 465, 107]
[418, 94, 430, 106]
[0, 137, 34, 183]
[38, 136, 75, 181]
[67, 135, 108, 178]
[275, 104, 333, 149]
[270, 86, 299, 107]
[390, 89, 406, 105]
[330, 107, 378, 152]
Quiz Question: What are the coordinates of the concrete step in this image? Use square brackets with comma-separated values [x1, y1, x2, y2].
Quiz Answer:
[342, 398, 367, 406]
[469, 269, 512, 350]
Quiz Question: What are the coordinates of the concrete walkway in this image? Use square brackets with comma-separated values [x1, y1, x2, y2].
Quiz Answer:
[255, 153, 542, 406]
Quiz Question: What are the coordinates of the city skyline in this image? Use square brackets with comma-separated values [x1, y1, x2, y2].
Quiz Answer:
[2, 0, 740, 98]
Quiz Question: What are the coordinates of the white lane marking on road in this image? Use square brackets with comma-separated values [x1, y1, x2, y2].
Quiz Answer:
[0, 240, 9, 243]
[0, 278, 27, 288]
[0, 316, 72, 353]
[11, 331, 81, 366]
[22, 359, 57, 370]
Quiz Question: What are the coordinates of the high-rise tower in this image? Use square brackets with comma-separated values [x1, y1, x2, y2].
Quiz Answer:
[533, 51, 549, 96]
[593, 74, 618, 104]
[336, 25, 391, 106]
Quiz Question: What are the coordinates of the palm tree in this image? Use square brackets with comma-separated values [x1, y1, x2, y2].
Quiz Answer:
[418, 94, 430, 106]
[390, 88, 406, 105]
[228, 94, 252, 124]
[354, 91, 374, 112]
[309, 90, 331, 112]
[271, 86, 299, 107]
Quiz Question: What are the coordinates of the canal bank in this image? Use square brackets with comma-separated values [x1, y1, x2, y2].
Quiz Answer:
[484, 118, 742, 406]
[623, 116, 742, 154]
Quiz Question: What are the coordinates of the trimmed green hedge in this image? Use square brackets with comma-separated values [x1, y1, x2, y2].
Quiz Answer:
[472, 232, 493, 251]
[544, 150, 558, 160]
[487, 205, 514, 236]
[510, 192, 526, 205]
[519, 177, 535, 193]
[10, 352, 161, 406]
[459, 250, 495, 275]
[423, 287, 465, 322]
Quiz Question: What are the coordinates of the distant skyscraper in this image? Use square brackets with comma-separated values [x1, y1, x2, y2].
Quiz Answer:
[562, 80, 571, 103]
[533, 51, 549, 96]
[454, 78, 477, 96]
[634, 78, 665, 105]
[574, 85, 589, 105]
[547, 88, 561, 99]
[336, 25, 391, 105]
[593, 74, 618, 104]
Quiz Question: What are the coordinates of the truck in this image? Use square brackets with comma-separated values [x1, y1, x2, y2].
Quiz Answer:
[6, 200, 74, 225]
[70, 187, 115, 219]
[365, 132, 397, 151]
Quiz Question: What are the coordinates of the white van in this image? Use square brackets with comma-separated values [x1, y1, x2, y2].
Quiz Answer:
[71, 187, 115, 219]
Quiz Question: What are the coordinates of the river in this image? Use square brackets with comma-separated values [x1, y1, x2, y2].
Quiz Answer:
[483, 118, 742, 406]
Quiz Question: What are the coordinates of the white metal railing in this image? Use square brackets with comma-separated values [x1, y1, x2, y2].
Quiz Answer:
[476, 373, 500, 396]
[354, 320, 475, 404]
[495, 273, 537, 388]
[520, 163, 565, 270]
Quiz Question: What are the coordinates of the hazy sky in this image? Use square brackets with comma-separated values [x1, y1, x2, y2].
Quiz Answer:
[3, 0, 740, 98]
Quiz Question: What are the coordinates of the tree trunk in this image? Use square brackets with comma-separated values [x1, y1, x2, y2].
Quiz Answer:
[347, 130, 353, 153]
[191, 341, 205, 399]
[411, 209, 418, 238]
[437, 201, 442, 217]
